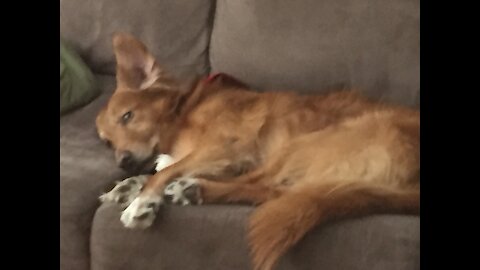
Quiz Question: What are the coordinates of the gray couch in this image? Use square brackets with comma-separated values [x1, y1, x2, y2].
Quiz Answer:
[60, 1, 420, 270]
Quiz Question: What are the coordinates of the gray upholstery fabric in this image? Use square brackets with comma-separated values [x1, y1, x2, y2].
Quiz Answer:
[210, 0, 420, 107]
[60, 1, 420, 269]
[91, 204, 419, 270]
[60, 75, 129, 270]
[60, 0, 215, 78]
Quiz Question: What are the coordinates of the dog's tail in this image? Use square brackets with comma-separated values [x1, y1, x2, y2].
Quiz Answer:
[247, 182, 420, 270]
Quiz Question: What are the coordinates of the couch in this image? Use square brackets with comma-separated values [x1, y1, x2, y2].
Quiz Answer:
[60, 1, 420, 270]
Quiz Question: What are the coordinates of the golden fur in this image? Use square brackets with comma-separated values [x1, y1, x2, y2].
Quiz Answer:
[96, 33, 420, 270]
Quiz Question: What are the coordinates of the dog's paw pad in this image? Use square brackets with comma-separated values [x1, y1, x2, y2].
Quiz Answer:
[164, 178, 202, 205]
[99, 175, 149, 209]
[182, 182, 203, 205]
[120, 195, 162, 229]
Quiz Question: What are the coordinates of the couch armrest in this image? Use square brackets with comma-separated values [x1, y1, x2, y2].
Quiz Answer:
[61, 75, 129, 270]
[91, 203, 420, 270]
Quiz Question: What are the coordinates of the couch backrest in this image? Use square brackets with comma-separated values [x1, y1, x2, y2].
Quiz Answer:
[60, 0, 419, 107]
[210, 0, 419, 107]
[60, 0, 215, 79]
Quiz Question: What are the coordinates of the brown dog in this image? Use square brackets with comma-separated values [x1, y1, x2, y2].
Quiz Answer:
[96, 33, 420, 270]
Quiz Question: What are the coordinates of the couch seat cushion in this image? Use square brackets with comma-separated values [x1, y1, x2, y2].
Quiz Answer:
[92, 203, 419, 270]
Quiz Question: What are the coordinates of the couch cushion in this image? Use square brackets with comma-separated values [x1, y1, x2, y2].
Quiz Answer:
[210, 0, 420, 107]
[60, 75, 129, 270]
[60, 0, 215, 78]
[92, 204, 419, 270]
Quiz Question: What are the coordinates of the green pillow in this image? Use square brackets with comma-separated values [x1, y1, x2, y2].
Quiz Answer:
[60, 38, 99, 115]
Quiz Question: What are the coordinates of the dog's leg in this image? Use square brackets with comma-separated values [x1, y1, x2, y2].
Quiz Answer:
[168, 178, 282, 205]
[164, 167, 281, 205]
[120, 146, 242, 228]
[99, 154, 176, 210]
[160, 150, 291, 207]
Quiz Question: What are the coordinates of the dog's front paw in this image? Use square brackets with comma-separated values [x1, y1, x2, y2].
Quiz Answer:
[164, 178, 203, 206]
[120, 194, 162, 229]
[99, 175, 149, 209]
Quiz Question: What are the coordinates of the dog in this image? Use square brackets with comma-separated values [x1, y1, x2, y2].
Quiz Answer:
[96, 33, 420, 270]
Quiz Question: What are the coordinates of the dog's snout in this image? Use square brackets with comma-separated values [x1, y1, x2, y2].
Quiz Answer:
[117, 151, 134, 170]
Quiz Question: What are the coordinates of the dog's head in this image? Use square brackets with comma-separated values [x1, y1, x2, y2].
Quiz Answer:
[96, 33, 190, 174]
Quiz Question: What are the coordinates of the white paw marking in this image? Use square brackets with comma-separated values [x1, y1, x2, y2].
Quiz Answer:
[164, 178, 202, 205]
[155, 154, 175, 172]
[99, 175, 149, 209]
[120, 194, 163, 229]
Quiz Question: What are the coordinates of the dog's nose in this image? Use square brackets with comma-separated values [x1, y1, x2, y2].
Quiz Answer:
[117, 151, 134, 170]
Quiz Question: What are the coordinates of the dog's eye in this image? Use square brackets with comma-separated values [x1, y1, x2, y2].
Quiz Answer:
[121, 111, 133, 124]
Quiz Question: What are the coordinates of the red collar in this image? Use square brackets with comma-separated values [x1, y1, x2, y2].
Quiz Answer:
[204, 72, 225, 84]
[201, 72, 249, 89]
[204, 72, 243, 84]
[205, 73, 223, 83]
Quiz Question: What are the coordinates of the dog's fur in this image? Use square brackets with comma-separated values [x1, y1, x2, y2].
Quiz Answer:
[96, 33, 420, 270]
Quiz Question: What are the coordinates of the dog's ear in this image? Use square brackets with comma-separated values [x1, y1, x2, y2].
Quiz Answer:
[112, 32, 173, 91]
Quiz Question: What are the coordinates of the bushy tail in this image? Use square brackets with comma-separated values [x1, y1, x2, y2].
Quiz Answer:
[247, 182, 420, 270]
